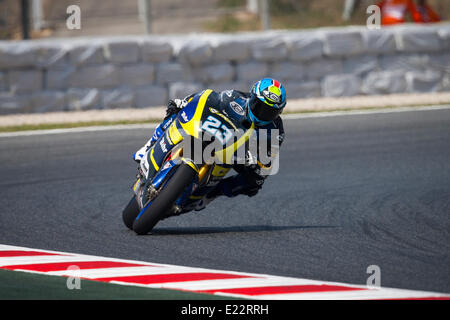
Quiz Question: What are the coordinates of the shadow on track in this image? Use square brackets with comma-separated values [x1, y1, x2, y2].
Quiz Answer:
[149, 225, 337, 236]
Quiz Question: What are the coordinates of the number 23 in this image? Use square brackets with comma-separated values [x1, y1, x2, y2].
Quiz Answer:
[201, 116, 232, 144]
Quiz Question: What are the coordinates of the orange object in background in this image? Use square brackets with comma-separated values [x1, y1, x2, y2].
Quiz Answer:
[378, 0, 422, 25]
[416, 0, 441, 22]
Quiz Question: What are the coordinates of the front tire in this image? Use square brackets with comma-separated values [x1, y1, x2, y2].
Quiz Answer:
[122, 195, 140, 230]
[132, 163, 197, 235]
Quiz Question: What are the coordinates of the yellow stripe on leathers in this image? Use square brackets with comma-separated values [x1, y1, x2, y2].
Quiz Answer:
[167, 89, 213, 145]
[150, 148, 159, 171]
[168, 122, 183, 145]
[179, 89, 213, 139]
[215, 122, 255, 165]
[211, 165, 231, 177]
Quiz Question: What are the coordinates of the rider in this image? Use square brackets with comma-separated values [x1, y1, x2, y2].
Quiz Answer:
[133, 78, 287, 211]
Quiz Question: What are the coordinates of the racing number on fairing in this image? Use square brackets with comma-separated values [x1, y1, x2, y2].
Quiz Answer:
[201, 115, 233, 144]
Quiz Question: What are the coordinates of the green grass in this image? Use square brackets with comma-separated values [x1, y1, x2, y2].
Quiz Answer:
[0, 269, 237, 300]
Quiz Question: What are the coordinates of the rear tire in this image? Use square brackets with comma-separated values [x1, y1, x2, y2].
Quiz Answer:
[122, 195, 140, 230]
[132, 163, 197, 235]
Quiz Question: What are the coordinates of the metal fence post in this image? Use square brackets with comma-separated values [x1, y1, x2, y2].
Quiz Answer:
[141, 0, 152, 34]
[259, 0, 271, 30]
[21, 0, 30, 39]
[32, 0, 43, 31]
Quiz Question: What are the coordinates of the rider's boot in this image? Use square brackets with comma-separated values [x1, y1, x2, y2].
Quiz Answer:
[194, 183, 226, 211]
[194, 193, 219, 211]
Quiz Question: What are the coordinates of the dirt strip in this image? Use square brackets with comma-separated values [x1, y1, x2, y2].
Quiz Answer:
[1, 92, 450, 127]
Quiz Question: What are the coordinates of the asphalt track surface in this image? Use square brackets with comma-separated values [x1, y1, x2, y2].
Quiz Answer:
[1, 108, 449, 294]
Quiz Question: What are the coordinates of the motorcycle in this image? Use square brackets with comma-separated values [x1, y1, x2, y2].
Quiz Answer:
[122, 89, 273, 235]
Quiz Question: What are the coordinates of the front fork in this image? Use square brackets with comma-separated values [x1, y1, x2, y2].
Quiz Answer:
[133, 144, 212, 210]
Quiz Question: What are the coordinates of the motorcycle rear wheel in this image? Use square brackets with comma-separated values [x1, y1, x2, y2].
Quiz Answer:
[132, 163, 197, 235]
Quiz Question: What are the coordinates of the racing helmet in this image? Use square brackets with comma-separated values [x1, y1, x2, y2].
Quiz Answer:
[247, 78, 287, 126]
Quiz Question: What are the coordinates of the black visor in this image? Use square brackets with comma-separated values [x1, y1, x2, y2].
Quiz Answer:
[249, 95, 283, 122]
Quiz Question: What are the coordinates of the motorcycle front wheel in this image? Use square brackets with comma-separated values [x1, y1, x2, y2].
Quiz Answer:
[132, 162, 197, 235]
[122, 195, 140, 230]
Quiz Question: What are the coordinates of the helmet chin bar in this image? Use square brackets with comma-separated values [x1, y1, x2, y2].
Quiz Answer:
[247, 105, 272, 126]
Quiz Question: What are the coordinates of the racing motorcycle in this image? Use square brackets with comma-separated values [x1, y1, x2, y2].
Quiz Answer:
[122, 89, 274, 235]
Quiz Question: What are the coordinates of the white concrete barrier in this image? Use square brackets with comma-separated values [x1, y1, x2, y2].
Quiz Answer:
[0, 23, 449, 114]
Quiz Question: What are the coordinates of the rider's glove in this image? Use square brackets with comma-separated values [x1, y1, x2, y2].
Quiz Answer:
[245, 150, 258, 167]
[165, 99, 187, 118]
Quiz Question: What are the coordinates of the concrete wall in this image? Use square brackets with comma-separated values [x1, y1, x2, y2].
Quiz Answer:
[0, 23, 449, 114]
